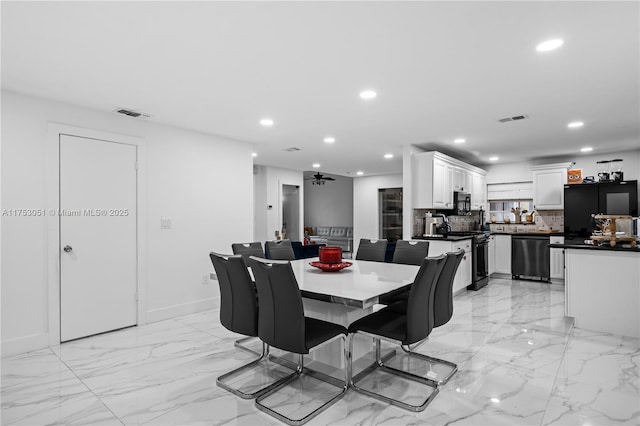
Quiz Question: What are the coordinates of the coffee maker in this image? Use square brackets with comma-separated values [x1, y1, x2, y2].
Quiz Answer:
[424, 214, 448, 236]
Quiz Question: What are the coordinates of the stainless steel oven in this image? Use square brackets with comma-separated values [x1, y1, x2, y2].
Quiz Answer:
[441, 231, 489, 290]
[470, 234, 489, 290]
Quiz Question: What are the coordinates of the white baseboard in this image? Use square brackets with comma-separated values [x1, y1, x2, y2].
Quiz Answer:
[146, 297, 218, 323]
[1, 332, 50, 358]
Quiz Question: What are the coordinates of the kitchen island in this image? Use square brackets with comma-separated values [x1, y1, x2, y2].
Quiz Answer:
[550, 242, 640, 338]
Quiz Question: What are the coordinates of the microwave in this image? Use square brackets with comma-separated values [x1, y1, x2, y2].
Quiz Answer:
[453, 191, 471, 215]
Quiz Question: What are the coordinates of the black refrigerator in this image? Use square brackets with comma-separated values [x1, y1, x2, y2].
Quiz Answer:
[564, 180, 638, 241]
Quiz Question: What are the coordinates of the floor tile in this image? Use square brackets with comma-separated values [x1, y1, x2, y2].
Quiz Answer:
[2, 277, 639, 425]
[1, 369, 120, 425]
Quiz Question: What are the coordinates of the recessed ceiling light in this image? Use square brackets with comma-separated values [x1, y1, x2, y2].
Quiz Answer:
[568, 121, 584, 128]
[454, 138, 466, 144]
[359, 90, 377, 100]
[581, 147, 593, 152]
[489, 156, 499, 161]
[356, 171, 364, 176]
[252, 152, 258, 157]
[384, 153, 394, 159]
[324, 137, 336, 144]
[536, 39, 564, 52]
[259, 118, 274, 126]
[312, 163, 320, 168]
[490, 398, 501, 404]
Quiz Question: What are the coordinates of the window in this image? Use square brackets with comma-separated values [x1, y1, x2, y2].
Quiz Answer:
[488, 200, 533, 222]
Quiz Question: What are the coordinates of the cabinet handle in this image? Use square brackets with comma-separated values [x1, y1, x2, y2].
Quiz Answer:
[463, 255, 467, 260]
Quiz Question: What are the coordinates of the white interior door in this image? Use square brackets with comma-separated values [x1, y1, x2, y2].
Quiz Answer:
[60, 134, 137, 342]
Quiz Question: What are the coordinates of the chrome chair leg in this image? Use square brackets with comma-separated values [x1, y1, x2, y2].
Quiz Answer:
[399, 344, 458, 385]
[255, 335, 348, 426]
[348, 333, 439, 412]
[234, 336, 262, 356]
[217, 342, 294, 399]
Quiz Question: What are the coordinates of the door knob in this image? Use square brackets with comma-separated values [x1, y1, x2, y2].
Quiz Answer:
[63, 245, 73, 253]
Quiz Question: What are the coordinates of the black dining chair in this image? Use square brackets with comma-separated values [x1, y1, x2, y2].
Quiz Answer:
[379, 240, 431, 305]
[392, 240, 430, 265]
[355, 238, 388, 262]
[385, 249, 464, 385]
[228, 242, 266, 355]
[347, 254, 447, 412]
[248, 256, 348, 425]
[209, 252, 292, 399]
[265, 239, 296, 260]
[231, 242, 265, 262]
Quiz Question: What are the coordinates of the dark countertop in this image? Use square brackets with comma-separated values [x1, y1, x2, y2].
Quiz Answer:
[550, 242, 640, 252]
[491, 232, 565, 237]
[413, 235, 475, 242]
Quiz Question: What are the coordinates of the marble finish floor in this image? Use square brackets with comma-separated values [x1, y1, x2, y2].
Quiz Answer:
[2, 277, 639, 425]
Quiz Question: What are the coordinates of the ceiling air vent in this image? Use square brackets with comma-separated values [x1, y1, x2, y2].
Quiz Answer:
[113, 108, 151, 120]
[499, 114, 529, 123]
[283, 147, 301, 152]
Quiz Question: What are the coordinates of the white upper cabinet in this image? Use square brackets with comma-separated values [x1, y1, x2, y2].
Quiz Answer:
[412, 151, 486, 210]
[532, 163, 571, 210]
[432, 158, 453, 209]
[471, 172, 487, 210]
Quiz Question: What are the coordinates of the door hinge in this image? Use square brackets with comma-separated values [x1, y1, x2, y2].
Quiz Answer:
[135, 161, 138, 171]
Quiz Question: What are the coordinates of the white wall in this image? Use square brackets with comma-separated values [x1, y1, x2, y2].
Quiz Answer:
[1, 91, 254, 355]
[253, 165, 304, 243]
[304, 173, 353, 228]
[353, 174, 403, 253]
[485, 149, 640, 184]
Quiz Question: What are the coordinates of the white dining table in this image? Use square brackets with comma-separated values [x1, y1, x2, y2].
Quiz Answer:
[292, 257, 420, 309]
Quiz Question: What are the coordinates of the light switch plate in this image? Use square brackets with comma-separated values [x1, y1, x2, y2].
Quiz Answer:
[160, 218, 172, 229]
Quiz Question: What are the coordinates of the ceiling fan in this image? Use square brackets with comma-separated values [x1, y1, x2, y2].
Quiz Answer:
[307, 172, 336, 185]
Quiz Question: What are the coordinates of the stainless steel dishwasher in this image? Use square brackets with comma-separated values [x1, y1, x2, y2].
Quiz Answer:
[511, 235, 551, 282]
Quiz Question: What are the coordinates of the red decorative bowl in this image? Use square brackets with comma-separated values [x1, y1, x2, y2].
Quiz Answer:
[319, 246, 343, 264]
[309, 261, 353, 272]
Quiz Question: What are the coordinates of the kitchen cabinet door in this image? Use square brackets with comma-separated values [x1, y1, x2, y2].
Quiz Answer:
[464, 170, 473, 194]
[452, 239, 472, 293]
[532, 164, 569, 210]
[452, 250, 472, 293]
[488, 235, 496, 275]
[471, 172, 482, 209]
[479, 175, 487, 208]
[452, 167, 462, 192]
[550, 236, 565, 280]
[433, 158, 453, 209]
[494, 235, 511, 274]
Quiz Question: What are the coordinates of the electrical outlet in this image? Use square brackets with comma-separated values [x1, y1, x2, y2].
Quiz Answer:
[202, 275, 209, 285]
[160, 218, 172, 229]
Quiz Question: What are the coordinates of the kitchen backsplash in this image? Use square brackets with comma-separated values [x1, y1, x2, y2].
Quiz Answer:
[489, 209, 564, 233]
[412, 209, 564, 235]
[412, 209, 483, 235]
[449, 213, 483, 232]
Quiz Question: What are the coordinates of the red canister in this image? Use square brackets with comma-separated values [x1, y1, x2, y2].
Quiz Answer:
[319, 246, 343, 264]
